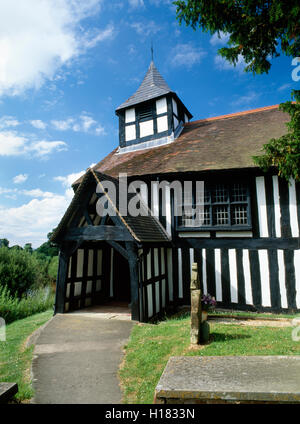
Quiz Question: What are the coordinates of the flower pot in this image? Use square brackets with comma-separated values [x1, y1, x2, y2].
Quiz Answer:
[201, 310, 208, 322]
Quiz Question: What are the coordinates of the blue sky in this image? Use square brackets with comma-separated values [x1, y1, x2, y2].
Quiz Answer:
[0, 0, 297, 247]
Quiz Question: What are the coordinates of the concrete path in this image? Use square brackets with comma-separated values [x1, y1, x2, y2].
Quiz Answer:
[31, 311, 134, 404]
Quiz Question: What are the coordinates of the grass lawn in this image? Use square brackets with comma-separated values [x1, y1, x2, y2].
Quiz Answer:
[119, 313, 300, 404]
[0, 310, 53, 402]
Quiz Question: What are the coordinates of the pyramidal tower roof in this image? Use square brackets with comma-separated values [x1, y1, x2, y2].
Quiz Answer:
[116, 61, 173, 111]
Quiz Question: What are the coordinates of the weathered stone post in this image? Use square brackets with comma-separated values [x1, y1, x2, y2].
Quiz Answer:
[190, 262, 202, 345]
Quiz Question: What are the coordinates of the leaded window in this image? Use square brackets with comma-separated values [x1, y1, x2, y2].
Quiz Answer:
[177, 181, 251, 229]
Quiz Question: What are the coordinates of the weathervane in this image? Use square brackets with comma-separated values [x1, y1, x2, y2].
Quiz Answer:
[151, 41, 154, 62]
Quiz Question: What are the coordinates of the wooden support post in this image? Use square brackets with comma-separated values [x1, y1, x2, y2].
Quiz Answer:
[55, 250, 68, 314]
[190, 262, 201, 345]
[126, 242, 140, 321]
[54, 241, 82, 314]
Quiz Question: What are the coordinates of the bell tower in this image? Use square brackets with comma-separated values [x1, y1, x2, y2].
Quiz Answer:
[115, 61, 192, 153]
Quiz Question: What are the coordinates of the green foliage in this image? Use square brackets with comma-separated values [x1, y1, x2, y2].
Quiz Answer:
[35, 229, 59, 258]
[35, 241, 58, 258]
[253, 92, 300, 181]
[0, 247, 46, 298]
[24, 243, 33, 254]
[10, 245, 23, 251]
[48, 256, 59, 281]
[174, 0, 300, 74]
[0, 285, 54, 324]
[0, 310, 53, 401]
[174, 0, 300, 182]
[0, 238, 9, 248]
[120, 314, 300, 403]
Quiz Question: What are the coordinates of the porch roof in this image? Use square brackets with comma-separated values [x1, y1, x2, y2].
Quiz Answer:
[51, 169, 170, 244]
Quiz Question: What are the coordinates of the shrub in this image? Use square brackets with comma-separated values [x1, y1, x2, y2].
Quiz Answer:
[0, 247, 47, 298]
[0, 285, 54, 324]
[48, 256, 59, 282]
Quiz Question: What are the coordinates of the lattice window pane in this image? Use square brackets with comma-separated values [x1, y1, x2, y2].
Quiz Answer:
[194, 205, 211, 226]
[232, 183, 247, 202]
[204, 187, 210, 204]
[212, 184, 228, 203]
[232, 205, 248, 225]
[213, 205, 229, 225]
[182, 205, 194, 227]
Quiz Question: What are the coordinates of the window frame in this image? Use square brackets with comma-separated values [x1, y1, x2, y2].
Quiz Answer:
[176, 180, 252, 231]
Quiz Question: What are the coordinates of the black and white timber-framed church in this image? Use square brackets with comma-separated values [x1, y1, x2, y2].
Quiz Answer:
[52, 61, 300, 321]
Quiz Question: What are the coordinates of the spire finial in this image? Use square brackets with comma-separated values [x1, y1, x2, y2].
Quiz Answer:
[151, 41, 154, 62]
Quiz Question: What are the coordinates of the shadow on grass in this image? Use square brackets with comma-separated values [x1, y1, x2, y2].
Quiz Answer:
[211, 332, 252, 342]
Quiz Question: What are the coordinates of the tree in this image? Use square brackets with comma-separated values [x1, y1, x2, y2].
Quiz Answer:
[174, 0, 300, 181]
[10, 245, 23, 251]
[24, 243, 33, 254]
[0, 238, 9, 248]
[0, 247, 44, 297]
[35, 229, 59, 258]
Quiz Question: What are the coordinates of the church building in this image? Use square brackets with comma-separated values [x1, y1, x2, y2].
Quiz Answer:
[51, 61, 300, 321]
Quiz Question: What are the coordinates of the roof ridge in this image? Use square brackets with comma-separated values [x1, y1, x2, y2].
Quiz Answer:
[186, 104, 280, 125]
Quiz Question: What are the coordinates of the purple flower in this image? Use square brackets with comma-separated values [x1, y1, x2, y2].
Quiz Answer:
[201, 293, 217, 311]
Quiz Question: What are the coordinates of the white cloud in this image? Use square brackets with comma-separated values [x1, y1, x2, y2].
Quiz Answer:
[0, 187, 16, 195]
[128, 0, 144, 8]
[29, 140, 68, 157]
[278, 83, 291, 92]
[170, 43, 207, 68]
[0, 130, 67, 157]
[82, 24, 116, 49]
[214, 54, 246, 73]
[0, 166, 100, 247]
[0, 0, 114, 97]
[22, 189, 57, 198]
[51, 118, 75, 131]
[130, 21, 161, 37]
[51, 113, 105, 135]
[210, 32, 230, 46]
[30, 120, 47, 130]
[230, 91, 260, 107]
[0, 115, 20, 129]
[0, 194, 71, 248]
[13, 174, 28, 184]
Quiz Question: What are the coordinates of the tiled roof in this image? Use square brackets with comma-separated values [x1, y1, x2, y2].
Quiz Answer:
[74, 105, 289, 183]
[116, 61, 172, 111]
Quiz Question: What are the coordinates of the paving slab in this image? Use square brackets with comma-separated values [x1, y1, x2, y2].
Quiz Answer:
[31, 314, 134, 404]
[155, 356, 300, 404]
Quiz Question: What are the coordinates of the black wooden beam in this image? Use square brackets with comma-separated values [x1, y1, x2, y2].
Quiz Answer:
[83, 209, 93, 226]
[126, 242, 140, 321]
[54, 241, 82, 314]
[106, 240, 129, 260]
[176, 238, 300, 250]
[63, 225, 133, 242]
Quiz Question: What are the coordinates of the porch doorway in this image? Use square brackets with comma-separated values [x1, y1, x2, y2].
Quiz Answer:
[112, 248, 131, 304]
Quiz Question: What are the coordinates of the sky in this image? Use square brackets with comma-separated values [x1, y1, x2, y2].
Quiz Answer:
[0, 0, 298, 248]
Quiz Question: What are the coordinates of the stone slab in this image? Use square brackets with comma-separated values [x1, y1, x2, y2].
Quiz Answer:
[155, 356, 300, 404]
[0, 383, 18, 403]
